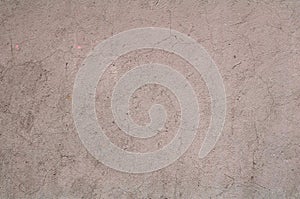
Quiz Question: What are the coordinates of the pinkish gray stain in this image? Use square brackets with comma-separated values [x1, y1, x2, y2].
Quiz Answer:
[0, 0, 300, 198]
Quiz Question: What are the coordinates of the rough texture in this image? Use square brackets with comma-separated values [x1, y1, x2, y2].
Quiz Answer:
[0, 0, 299, 198]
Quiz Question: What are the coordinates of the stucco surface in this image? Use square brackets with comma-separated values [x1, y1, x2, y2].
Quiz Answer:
[0, 0, 299, 198]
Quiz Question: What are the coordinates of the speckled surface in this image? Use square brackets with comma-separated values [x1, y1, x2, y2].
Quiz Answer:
[0, 0, 300, 198]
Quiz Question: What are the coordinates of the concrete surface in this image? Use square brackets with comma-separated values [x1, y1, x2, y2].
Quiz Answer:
[0, 0, 300, 198]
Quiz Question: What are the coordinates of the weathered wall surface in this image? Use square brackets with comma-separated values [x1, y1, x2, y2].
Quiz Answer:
[0, 0, 299, 198]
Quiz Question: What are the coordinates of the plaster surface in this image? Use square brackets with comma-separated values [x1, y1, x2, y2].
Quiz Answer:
[0, 0, 299, 198]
